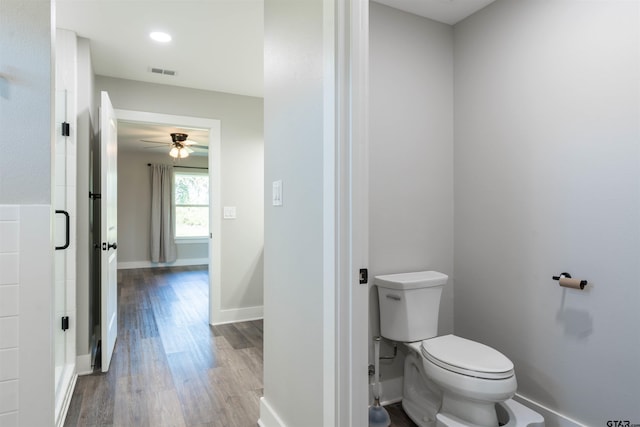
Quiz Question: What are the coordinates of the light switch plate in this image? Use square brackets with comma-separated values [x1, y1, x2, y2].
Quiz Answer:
[272, 180, 283, 206]
[223, 206, 237, 219]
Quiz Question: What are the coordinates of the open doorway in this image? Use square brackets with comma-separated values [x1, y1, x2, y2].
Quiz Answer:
[114, 109, 222, 326]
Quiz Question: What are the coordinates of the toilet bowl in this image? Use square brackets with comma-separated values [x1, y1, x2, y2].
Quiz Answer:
[403, 342, 544, 427]
[375, 271, 544, 427]
[420, 336, 517, 426]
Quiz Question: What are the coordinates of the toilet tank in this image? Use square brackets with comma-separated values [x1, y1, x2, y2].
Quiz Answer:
[375, 271, 448, 342]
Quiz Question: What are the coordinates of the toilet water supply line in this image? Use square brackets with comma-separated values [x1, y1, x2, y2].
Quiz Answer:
[372, 337, 398, 400]
[374, 337, 381, 400]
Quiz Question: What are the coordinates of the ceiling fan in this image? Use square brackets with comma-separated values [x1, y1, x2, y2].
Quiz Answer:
[141, 132, 208, 158]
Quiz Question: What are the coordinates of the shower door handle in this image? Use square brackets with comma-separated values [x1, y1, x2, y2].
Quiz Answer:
[55, 210, 70, 250]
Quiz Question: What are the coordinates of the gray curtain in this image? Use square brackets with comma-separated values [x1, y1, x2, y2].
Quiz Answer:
[150, 164, 177, 263]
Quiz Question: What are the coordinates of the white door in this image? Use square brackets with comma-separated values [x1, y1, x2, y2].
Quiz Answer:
[100, 91, 118, 372]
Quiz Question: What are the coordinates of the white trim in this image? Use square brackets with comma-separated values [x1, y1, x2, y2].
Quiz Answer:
[54, 370, 77, 427]
[175, 237, 208, 244]
[330, 0, 370, 425]
[350, 0, 370, 424]
[207, 120, 223, 325]
[117, 258, 209, 270]
[113, 109, 222, 326]
[322, 0, 337, 425]
[75, 353, 93, 375]
[514, 394, 587, 427]
[373, 376, 403, 406]
[258, 397, 288, 427]
[210, 305, 264, 326]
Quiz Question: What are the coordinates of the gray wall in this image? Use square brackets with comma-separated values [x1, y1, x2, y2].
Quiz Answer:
[454, 0, 640, 423]
[0, 0, 52, 204]
[97, 76, 264, 310]
[117, 150, 209, 265]
[369, 2, 454, 382]
[262, 0, 326, 424]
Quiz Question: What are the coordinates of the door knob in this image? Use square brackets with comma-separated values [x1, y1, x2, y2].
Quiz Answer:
[102, 242, 118, 250]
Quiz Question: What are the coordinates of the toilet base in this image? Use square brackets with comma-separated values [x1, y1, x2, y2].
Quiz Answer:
[436, 399, 545, 427]
[403, 397, 544, 427]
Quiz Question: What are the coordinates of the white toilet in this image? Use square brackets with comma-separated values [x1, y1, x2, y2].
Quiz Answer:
[375, 271, 544, 427]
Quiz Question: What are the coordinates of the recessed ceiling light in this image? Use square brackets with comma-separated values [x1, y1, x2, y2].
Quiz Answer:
[150, 32, 172, 43]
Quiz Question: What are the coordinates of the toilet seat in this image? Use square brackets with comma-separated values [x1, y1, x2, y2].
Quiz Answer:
[421, 335, 514, 380]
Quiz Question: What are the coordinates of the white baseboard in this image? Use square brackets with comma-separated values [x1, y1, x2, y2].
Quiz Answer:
[55, 369, 77, 427]
[118, 258, 208, 270]
[371, 376, 403, 406]
[514, 394, 587, 427]
[212, 305, 264, 326]
[76, 353, 93, 375]
[258, 397, 288, 427]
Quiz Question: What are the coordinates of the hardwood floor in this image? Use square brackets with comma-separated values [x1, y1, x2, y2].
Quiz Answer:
[64, 266, 263, 427]
[64, 265, 420, 426]
[386, 402, 418, 427]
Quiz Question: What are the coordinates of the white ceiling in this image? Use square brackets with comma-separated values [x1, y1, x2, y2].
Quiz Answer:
[56, 0, 264, 98]
[57, 0, 495, 154]
[373, 0, 497, 25]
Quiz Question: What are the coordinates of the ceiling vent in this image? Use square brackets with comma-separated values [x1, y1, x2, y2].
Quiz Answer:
[150, 67, 177, 76]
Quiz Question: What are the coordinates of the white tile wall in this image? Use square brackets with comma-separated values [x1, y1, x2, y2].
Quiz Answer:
[0, 411, 18, 427]
[18, 205, 54, 426]
[0, 223, 18, 253]
[0, 205, 18, 421]
[0, 380, 18, 414]
[0, 349, 18, 381]
[0, 318, 18, 349]
[0, 254, 18, 286]
[0, 286, 19, 317]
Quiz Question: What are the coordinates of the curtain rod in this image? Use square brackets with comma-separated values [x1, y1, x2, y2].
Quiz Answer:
[147, 163, 208, 170]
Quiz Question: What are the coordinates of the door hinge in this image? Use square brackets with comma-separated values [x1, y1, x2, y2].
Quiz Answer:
[89, 192, 101, 200]
[61, 316, 69, 331]
[62, 122, 70, 137]
[359, 268, 368, 285]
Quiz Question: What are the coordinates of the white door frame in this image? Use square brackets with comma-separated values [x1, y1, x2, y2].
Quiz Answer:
[327, 0, 369, 425]
[114, 109, 222, 326]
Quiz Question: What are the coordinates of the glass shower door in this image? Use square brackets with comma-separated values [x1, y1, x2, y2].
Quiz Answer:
[54, 88, 68, 392]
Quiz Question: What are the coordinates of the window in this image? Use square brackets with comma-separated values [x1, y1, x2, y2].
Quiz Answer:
[174, 170, 209, 238]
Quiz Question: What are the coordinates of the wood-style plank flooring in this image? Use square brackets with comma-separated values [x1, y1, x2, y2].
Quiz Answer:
[64, 265, 417, 427]
[386, 402, 418, 427]
[64, 266, 263, 427]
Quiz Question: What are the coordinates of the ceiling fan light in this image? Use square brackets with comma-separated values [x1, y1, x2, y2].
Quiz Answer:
[178, 148, 189, 158]
[169, 146, 179, 158]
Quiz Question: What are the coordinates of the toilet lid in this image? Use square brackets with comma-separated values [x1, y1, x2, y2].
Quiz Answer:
[421, 335, 514, 380]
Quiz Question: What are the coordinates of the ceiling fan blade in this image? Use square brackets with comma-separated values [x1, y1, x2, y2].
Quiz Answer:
[185, 146, 194, 154]
[140, 139, 169, 145]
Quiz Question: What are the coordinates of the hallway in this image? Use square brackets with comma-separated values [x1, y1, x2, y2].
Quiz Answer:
[64, 266, 263, 427]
